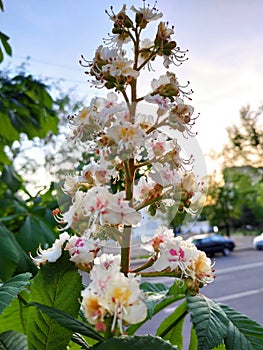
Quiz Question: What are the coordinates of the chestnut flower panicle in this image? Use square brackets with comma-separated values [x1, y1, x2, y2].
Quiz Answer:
[30, 2, 216, 340]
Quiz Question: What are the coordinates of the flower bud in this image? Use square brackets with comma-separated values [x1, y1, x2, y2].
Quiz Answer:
[135, 12, 144, 25]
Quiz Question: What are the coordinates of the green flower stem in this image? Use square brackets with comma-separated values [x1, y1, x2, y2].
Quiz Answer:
[120, 87, 132, 115]
[146, 118, 168, 135]
[137, 49, 158, 71]
[134, 194, 163, 212]
[130, 256, 157, 273]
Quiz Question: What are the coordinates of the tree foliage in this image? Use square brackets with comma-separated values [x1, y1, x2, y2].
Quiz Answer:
[0, 72, 59, 165]
[204, 166, 263, 234]
[220, 104, 263, 168]
[0, 0, 12, 63]
[206, 104, 263, 234]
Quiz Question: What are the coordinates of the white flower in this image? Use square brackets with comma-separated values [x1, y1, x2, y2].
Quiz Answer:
[151, 74, 170, 91]
[152, 236, 198, 272]
[102, 273, 147, 333]
[134, 177, 155, 201]
[94, 44, 118, 62]
[68, 93, 127, 143]
[81, 288, 108, 332]
[141, 225, 175, 253]
[168, 102, 195, 132]
[83, 187, 141, 226]
[81, 158, 116, 186]
[186, 250, 215, 286]
[55, 190, 86, 230]
[136, 112, 155, 130]
[65, 235, 101, 267]
[31, 232, 70, 266]
[62, 174, 83, 195]
[149, 162, 180, 188]
[90, 254, 121, 292]
[103, 56, 139, 78]
[106, 122, 146, 159]
[94, 253, 121, 271]
[144, 94, 171, 112]
[145, 130, 170, 159]
[130, 4, 163, 23]
[81, 256, 147, 333]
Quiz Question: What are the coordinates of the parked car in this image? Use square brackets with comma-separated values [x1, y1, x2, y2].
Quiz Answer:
[188, 233, 235, 256]
[253, 233, 263, 250]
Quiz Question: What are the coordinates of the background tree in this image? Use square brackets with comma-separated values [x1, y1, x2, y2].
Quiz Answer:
[0, 0, 12, 62]
[204, 103, 263, 235]
[0, 62, 81, 281]
[203, 167, 263, 235]
[220, 104, 263, 167]
[0, 0, 84, 281]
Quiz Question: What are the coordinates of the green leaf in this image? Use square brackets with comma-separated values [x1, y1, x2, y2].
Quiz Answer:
[0, 223, 37, 281]
[220, 303, 263, 350]
[156, 301, 188, 349]
[0, 223, 20, 281]
[212, 344, 226, 350]
[0, 330, 27, 350]
[0, 142, 11, 164]
[91, 335, 178, 350]
[29, 302, 104, 342]
[0, 111, 19, 144]
[187, 294, 228, 350]
[140, 282, 170, 318]
[27, 252, 82, 350]
[0, 273, 31, 314]
[16, 215, 56, 253]
[188, 326, 198, 350]
[0, 32, 12, 56]
[168, 280, 187, 296]
[0, 292, 29, 334]
[1, 165, 22, 193]
[140, 282, 169, 294]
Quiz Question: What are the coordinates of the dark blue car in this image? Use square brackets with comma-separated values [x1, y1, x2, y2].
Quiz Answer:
[188, 234, 235, 256]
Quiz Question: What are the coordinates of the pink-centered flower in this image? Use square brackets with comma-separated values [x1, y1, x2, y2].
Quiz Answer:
[83, 187, 141, 226]
[147, 228, 215, 286]
[65, 235, 101, 268]
[141, 225, 175, 253]
[152, 235, 196, 272]
[56, 186, 141, 233]
[149, 162, 180, 188]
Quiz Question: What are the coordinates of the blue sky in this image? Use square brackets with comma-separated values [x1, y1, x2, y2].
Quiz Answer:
[1, 0, 263, 172]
